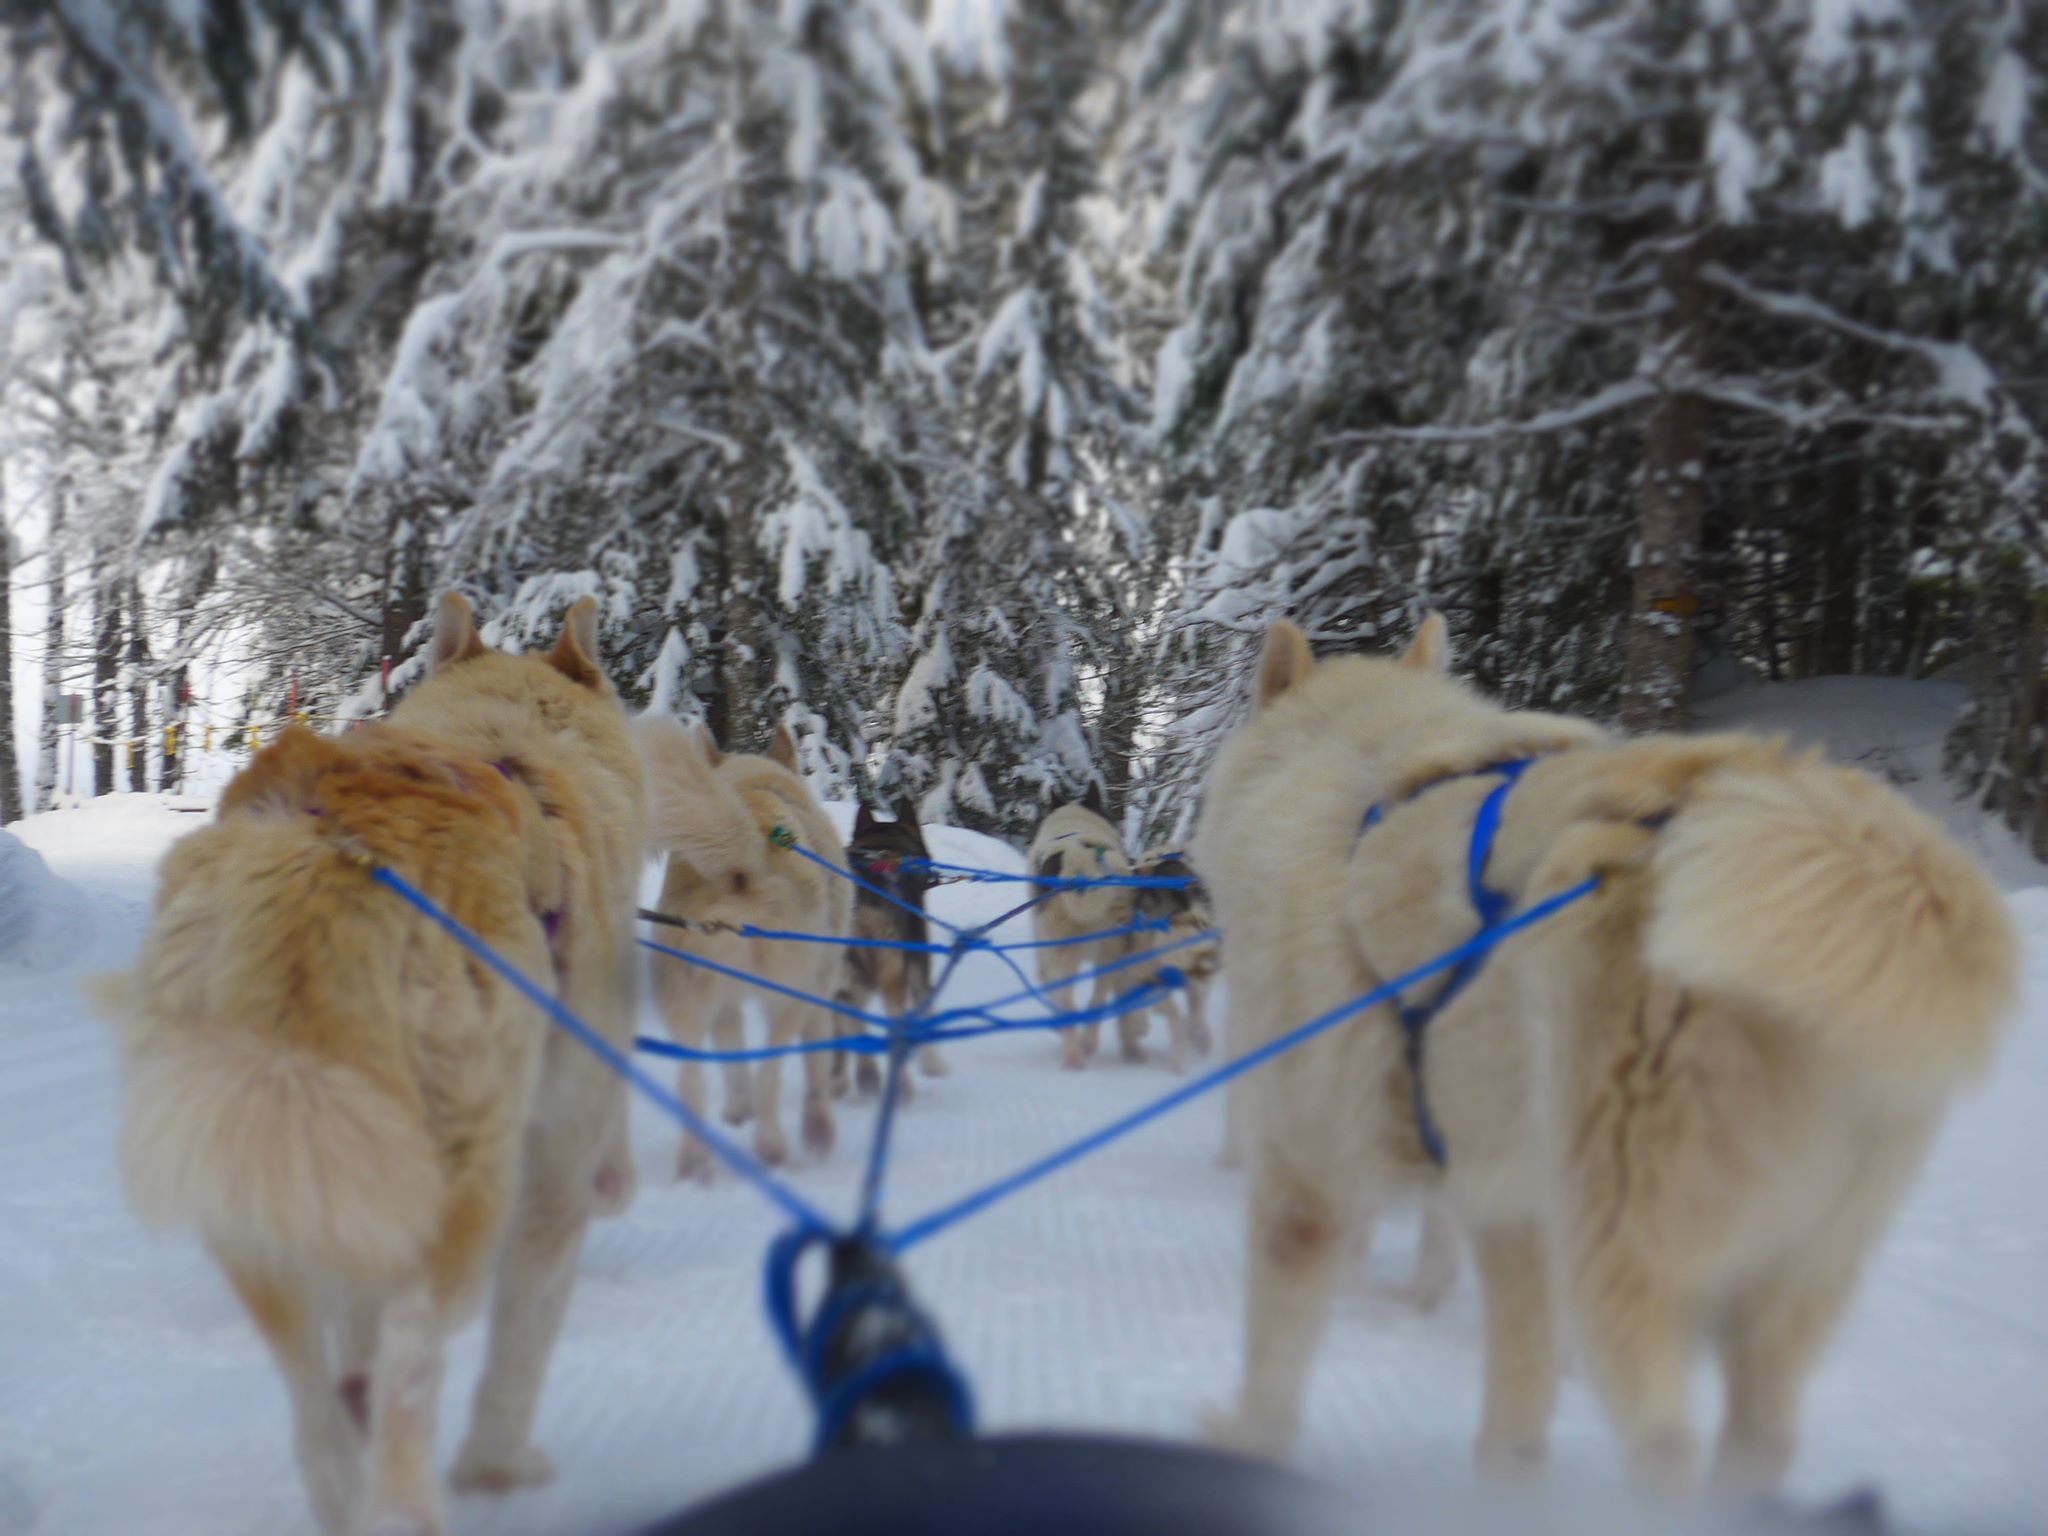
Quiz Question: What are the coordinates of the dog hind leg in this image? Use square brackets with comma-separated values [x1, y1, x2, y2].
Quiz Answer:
[451, 1048, 611, 1494]
[1572, 1245, 1698, 1498]
[715, 1001, 753, 1128]
[1470, 1222, 1557, 1475]
[362, 1282, 446, 1536]
[1211, 1152, 1347, 1458]
[1186, 979, 1214, 1059]
[1712, 1123, 1931, 1498]
[794, 998, 837, 1158]
[222, 1257, 360, 1536]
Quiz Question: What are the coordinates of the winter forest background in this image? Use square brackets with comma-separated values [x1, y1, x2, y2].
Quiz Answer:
[0, 0, 2044, 848]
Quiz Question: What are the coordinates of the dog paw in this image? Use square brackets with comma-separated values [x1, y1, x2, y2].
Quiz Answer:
[592, 1155, 636, 1217]
[755, 1124, 790, 1168]
[918, 1050, 949, 1078]
[676, 1141, 714, 1185]
[802, 1102, 835, 1159]
[1120, 1042, 1147, 1065]
[721, 1100, 753, 1128]
[449, 1441, 554, 1495]
[855, 1060, 883, 1097]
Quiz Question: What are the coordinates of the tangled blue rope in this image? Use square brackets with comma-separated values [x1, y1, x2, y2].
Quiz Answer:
[882, 875, 1601, 1254]
[373, 823, 1604, 1455]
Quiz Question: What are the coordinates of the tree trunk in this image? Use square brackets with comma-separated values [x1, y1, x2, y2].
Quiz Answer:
[127, 577, 151, 792]
[709, 48, 764, 756]
[92, 546, 120, 796]
[162, 666, 185, 792]
[1619, 225, 1712, 732]
[37, 488, 66, 809]
[711, 505, 760, 750]
[0, 471, 20, 825]
[379, 511, 428, 707]
[2005, 595, 2046, 826]
[1816, 462, 1861, 676]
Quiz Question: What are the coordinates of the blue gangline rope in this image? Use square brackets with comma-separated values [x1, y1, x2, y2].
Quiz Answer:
[920, 927, 1218, 1026]
[785, 842, 972, 937]
[857, 940, 974, 1230]
[903, 857, 1196, 890]
[882, 874, 1602, 1254]
[638, 937, 901, 1030]
[369, 865, 834, 1235]
[983, 915, 1170, 952]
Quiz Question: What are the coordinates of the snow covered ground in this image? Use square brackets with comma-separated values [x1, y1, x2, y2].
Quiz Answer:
[2, 687, 2044, 1535]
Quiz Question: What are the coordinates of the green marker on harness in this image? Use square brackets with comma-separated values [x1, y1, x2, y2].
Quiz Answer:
[768, 824, 797, 849]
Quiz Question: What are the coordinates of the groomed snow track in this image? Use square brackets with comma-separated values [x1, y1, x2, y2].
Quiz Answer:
[1, 795, 2044, 1535]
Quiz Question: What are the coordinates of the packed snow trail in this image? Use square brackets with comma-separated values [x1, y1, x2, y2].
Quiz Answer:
[3, 766, 2045, 1533]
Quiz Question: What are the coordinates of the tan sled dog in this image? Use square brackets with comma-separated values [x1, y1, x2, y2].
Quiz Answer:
[1026, 794, 1136, 1071]
[102, 595, 644, 1535]
[640, 717, 854, 1175]
[1196, 615, 2015, 1497]
[1119, 848, 1219, 1072]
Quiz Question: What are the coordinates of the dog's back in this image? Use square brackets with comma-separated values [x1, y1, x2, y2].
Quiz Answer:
[109, 724, 560, 1291]
[1027, 803, 1134, 940]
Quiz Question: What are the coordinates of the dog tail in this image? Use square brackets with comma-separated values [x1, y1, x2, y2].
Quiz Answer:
[115, 1022, 444, 1285]
[632, 712, 749, 866]
[1644, 754, 2017, 1099]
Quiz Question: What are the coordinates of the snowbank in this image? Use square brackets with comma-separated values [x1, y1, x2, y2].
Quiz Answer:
[0, 830, 94, 972]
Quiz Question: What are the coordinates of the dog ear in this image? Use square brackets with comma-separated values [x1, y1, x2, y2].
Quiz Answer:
[1397, 612, 1451, 673]
[429, 593, 488, 672]
[1081, 780, 1108, 818]
[694, 723, 724, 767]
[855, 802, 878, 835]
[768, 725, 799, 771]
[546, 596, 607, 690]
[895, 799, 926, 848]
[1254, 620, 1314, 708]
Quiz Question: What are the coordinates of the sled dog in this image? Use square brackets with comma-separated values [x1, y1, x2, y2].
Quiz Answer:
[1117, 849, 1220, 1072]
[832, 800, 948, 1100]
[639, 717, 853, 1175]
[1195, 614, 2015, 1497]
[1026, 792, 1137, 1071]
[103, 595, 646, 1535]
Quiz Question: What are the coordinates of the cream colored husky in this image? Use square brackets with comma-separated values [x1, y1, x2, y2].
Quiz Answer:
[638, 716, 853, 1175]
[1026, 797, 1137, 1071]
[101, 595, 645, 1535]
[1195, 615, 2016, 1498]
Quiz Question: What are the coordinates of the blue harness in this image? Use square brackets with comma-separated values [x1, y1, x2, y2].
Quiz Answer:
[1360, 759, 1534, 1168]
